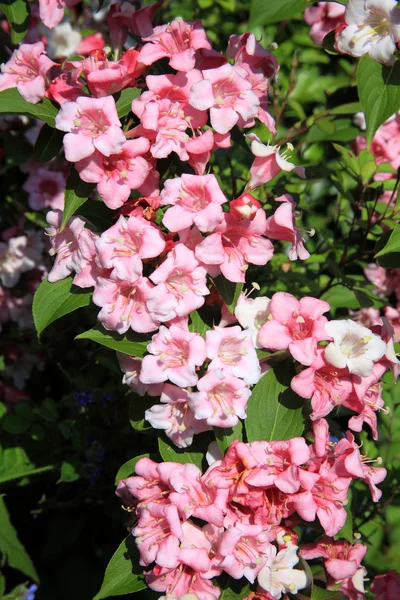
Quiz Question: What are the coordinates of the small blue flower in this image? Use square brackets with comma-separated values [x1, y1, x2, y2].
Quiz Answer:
[75, 390, 94, 407]
[25, 584, 38, 600]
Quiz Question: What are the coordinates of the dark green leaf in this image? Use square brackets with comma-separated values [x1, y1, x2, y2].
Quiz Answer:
[189, 310, 211, 337]
[0, 496, 38, 582]
[33, 277, 92, 337]
[158, 437, 203, 469]
[93, 536, 146, 599]
[75, 325, 149, 357]
[2, 416, 30, 435]
[115, 87, 141, 119]
[57, 460, 80, 483]
[249, 0, 307, 27]
[61, 166, 96, 229]
[0, 446, 54, 484]
[115, 454, 150, 484]
[357, 55, 400, 148]
[0, 88, 58, 126]
[213, 276, 243, 314]
[375, 224, 400, 257]
[213, 422, 243, 455]
[0, 0, 29, 43]
[33, 124, 64, 162]
[311, 585, 342, 599]
[245, 360, 304, 442]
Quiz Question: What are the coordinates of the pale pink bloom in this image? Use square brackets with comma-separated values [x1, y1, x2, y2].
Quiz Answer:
[189, 63, 260, 134]
[195, 209, 274, 283]
[236, 62, 276, 133]
[291, 348, 353, 420]
[265, 195, 311, 261]
[115, 457, 173, 509]
[214, 524, 271, 582]
[350, 307, 382, 330]
[23, 167, 65, 211]
[139, 19, 212, 72]
[0, 235, 40, 287]
[55, 96, 126, 162]
[133, 503, 183, 568]
[371, 570, 400, 600]
[145, 564, 220, 600]
[160, 173, 227, 233]
[230, 193, 261, 221]
[38, 0, 80, 29]
[75, 138, 153, 210]
[95, 215, 165, 283]
[0, 42, 57, 104]
[304, 2, 346, 46]
[145, 383, 210, 448]
[227, 32, 279, 78]
[93, 276, 159, 334]
[257, 544, 309, 599]
[205, 326, 260, 385]
[258, 292, 330, 366]
[246, 134, 305, 191]
[147, 244, 209, 322]
[324, 320, 387, 377]
[117, 354, 162, 397]
[234, 295, 271, 348]
[385, 305, 400, 342]
[188, 369, 251, 427]
[186, 129, 215, 175]
[140, 325, 206, 387]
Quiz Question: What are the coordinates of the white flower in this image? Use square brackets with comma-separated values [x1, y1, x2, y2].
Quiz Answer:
[324, 319, 386, 377]
[354, 111, 366, 130]
[235, 294, 271, 348]
[47, 22, 82, 58]
[335, 0, 400, 66]
[257, 545, 309, 599]
[0, 235, 39, 288]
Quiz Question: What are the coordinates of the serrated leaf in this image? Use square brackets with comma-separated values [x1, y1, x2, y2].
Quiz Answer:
[75, 324, 149, 357]
[33, 277, 92, 337]
[0, 88, 58, 126]
[213, 422, 243, 455]
[158, 437, 204, 469]
[357, 55, 400, 148]
[33, 124, 64, 162]
[375, 224, 400, 257]
[115, 454, 150, 484]
[0, 0, 29, 43]
[213, 276, 243, 314]
[249, 0, 307, 27]
[0, 496, 39, 582]
[189, 310, 211, 337]
[245, 360, 304, 442]
[115, 87, 141, 119]
[61, 166, 96, 229]
[93, 535, 146, 600]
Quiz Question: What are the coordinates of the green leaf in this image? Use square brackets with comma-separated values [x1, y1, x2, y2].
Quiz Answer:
[189, 310, 211, 337]
[2, 416, 30, 435]
[321, 285, 361, 312]
[332, 143, 360, 177]
[0, 496, 39, 582]
[61, 166, 96, 229]
[93, 535, 146, 600]
[33, 124, 64, 162]
[249, 0, 306, 27]
[0, 446, 54, 484]
[311, 585, 342, 600]
[33, 277, 92, 337]
[245, 360, 304, 442]
[329, 102, 362, 115]
[57, 460, 80, 483]
[357, 55, 400, 148]
[115, 87, 141, 119]
[129, 393, 154, 432]
[75, 325, 149, 357]
[213, 276, 243, 314]
[158, 437, 204, 469]
[115, 454, 150, 484]
[0, 0, 29, 43]
[213, 422, 243, 455]
[375, 224, 400, 257]
[0, 88, 58, 126]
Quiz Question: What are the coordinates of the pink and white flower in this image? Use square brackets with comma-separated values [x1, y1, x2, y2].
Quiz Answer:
[205, 325, 260, 385]
[257, 544, 309, 598]
[23, 167, 65, 211]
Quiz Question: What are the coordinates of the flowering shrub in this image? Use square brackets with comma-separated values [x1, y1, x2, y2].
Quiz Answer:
[0, 0, 400, 599]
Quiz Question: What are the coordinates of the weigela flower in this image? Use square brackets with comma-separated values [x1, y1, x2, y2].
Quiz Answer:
[133, 503, 183, 568]
[160, 174, 227, 233]
[230, 193, 261, 221]
[0, 42, 57, 104]
[47, 72, 86, 105]
[324, 319, 387, 377]
[145, 563, 220, 600]
[205, 325, 260, 385]
[46, 22, 82, 58]
[189, 63, 260, 134]
[235, 294, 271, 349]
[257, 544, 309, 599]
[117, 354, 162, 397]
[335, 0, 400, 66]
[140, 325, 207, 387]
[0, 235, 41, 287]
[188, 368, 251, 427]
[195, 209, 274, 283]
[38, 0, 80, 29]
[147, 244, 209, 322]
[304, 2, 346, 46]
[264, 195, 311, 261]
[95, 215, 165, 283]
[227, 32, 279, 78]
[371, 570, 400, 599]
[258, 292, 330, 366]
[23, 167, 65, 211]
[115, 457, 173, 509]
[55, 96, 126, 162]
[75, 138, 153, 210]
[139, 18, 212, 72]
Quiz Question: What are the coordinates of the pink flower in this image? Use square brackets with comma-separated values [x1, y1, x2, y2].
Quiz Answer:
[145, 383, 210, 448]
[75, 138, 153, 210]
[55, 96, 126, 162]
[38, 0, 80, 29]
[188, 369, 251, 427]
[145, 564, 220, 600]
[246, 134, 305, 191]
[139, 19, 212, 72]
[147, 244, 209, 321]
[140, 325, 206, 387]
[227, 32, 279, 78]
[258, 292, 330, 366]
[95, 215, 165, 283]
[115, 457, 173, 510]
[0, 42, 57, 104]
[23, 167, 65, 211]
[265, 194, 311, 261]
[76, 33, 105, 56]
[304, 2, 346, 46]
[214, 524, 271, 582]
[189, 63, 260, 134]
[109, 1, 162, 48]
[371, 570, 400, 599]
[230, 193, 261, 221]
[133, 503, 183, 568]
[205, 325, 260, 385]
[195, 209, 274, 283]
[92, 276, 159, 334]
[47, 72, 86, 105]
[117, 354, 162, 397]
[160, 174, 227, 233]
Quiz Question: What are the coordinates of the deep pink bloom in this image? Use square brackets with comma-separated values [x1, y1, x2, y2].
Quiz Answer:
[23, 167, 65, 211]
[230, 193, 261, 221]
[265, 194, 311, 261]
[205, 325, 260, 385]
[371, 570, 400, 600]
[56, 96, 126, 162]
[304, 2, 346, 46]
[76, 33, 105, 56]
[145, 564, 220, 600]
[140, 325, 207, 387]
[139, 19, 212, 72]
[0, 42, 57, 104]
[259, 292, 330, 366]
[227, 32, 279, 78]
[47, 72, 86, 105]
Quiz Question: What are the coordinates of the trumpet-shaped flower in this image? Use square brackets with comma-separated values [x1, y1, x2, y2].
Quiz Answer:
[234, 295, 271, 348]
[214, 524, 271, 582]
[257, 544, 309, 599]
[264, 195, 310, 261]
[205, 326, 260, 385]
[117, 354, 162, 397]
